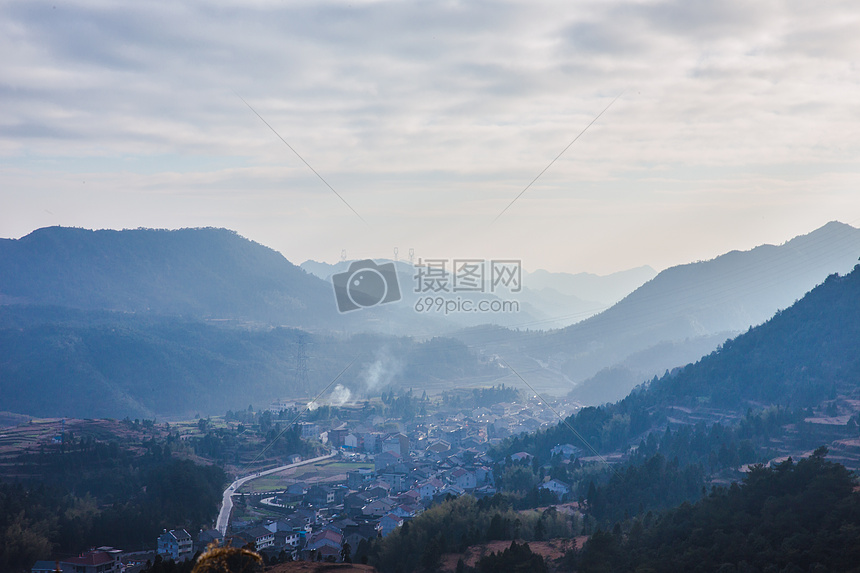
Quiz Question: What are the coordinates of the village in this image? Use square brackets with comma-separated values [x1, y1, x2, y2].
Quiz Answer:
[22, 382, 860, 573]
[26, 390, 587, 572]
[210, 393, 584, 564]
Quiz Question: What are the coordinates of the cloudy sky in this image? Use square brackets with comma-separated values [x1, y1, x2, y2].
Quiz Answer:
[2, 0, 859, 274]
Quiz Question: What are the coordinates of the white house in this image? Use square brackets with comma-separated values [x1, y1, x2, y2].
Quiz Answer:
[417, 478, 443, 500]
[362, 497, 396, 518]
[550, 444, 581, 459]
[379, 472, 407, 493]
[268, 399, 297, 413]
[157, 529, 193, 561]
[362, 432, 381, 453]
[380, 433, 407, 456]
[450, 468, 477, 490]
[296, 422, 320, 440]
[539, 479, 571, 497]
[284, 531, 301, 547]
[306, 529, 343, 552]
[235, 525, 275, 550]
[437, 484, 466, 498]
[344, 433, 359, 450]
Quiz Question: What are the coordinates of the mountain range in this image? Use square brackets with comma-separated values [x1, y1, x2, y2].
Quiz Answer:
[503, 260, 860, 473]
[458, 221, 860, 402]
[2, 221, 860, 418]
[0, 226, 651, 336]
[639, 264, 860, 411]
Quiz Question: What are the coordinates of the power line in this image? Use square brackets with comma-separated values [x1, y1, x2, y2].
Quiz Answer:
[234, 91, 367, 225]
[492, 89, 626, 224]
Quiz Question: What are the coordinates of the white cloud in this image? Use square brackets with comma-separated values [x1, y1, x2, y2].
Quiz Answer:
[2, 0, 859, 274]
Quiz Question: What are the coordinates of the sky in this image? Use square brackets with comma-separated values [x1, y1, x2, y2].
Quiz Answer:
[2, 0, 860, 275]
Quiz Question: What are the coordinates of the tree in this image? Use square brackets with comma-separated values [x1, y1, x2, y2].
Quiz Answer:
[258, 411, 273, 434]
[354, 538, 370, 564]
[477, 540, 547, 573]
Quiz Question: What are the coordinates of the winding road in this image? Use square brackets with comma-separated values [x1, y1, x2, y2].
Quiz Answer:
[216, 451, 337, 535]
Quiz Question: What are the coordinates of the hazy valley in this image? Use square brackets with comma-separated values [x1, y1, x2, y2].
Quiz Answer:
[2, 223, 860, 573]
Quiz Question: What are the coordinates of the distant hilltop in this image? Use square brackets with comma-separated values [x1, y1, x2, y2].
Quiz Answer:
[0, 226, 338, 329]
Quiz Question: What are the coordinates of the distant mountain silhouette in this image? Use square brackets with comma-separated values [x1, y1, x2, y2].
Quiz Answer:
[636, 261, 860, 410]
[558, 221, 860, 403]
[0, 226, 572, 335]
[0, 226, 339, 329]
[301, 259, 646, 330]
[0, 227, 517, 417]
[523, 266, 657, 306]
[5, 223, 860, 416]
[465, 222, 860, 402]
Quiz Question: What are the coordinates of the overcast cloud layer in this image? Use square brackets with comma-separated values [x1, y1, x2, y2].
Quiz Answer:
[2, 0, 859, 273]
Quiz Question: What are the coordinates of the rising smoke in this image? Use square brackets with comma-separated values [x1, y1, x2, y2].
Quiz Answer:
[361, 346, 403, 393]
[306, 347, 403, 410]
[329, 384, 352, 406]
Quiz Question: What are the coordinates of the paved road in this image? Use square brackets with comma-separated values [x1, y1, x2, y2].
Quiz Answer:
[216, 451, 337, 535]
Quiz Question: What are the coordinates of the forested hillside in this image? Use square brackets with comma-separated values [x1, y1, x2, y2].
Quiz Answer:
[0, 443, 225, 573]
[536, 221, 860, 403]
[0, 306, 497, 418]
[643, 268, 860, 409]
[573, 449, 860, 572]
[505, 263, 860, 467]
[487, 264, 860, 561]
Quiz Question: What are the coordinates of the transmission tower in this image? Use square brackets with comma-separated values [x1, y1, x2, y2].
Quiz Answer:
[295, 335, 309, 389]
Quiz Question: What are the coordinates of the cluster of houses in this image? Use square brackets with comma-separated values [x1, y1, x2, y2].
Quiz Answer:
[217, 446, 499, 561]
[288, 397, 572, 453]
[30, 397, 584, 571]
[215, 399, 584, 562]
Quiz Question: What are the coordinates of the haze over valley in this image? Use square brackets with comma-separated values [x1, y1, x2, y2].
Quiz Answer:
[2, 221, 860, 419]
[3, 1, 860, 571]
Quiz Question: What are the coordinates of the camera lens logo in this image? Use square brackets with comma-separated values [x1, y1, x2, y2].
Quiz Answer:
[332, 259, 402, 313]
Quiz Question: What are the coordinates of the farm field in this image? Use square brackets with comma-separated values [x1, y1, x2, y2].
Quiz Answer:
[237, 460, 374, 493]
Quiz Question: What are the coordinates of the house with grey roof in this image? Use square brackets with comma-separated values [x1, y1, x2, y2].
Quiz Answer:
[158, 529, 193, 561]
